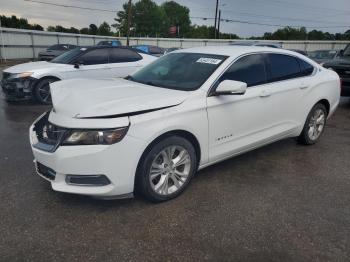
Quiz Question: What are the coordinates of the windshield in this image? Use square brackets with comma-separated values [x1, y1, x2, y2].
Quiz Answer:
[50, 47, 85, 64]
[128, 53, 227, 91]
[309, 50, 337, 59]
[344, 45, 350, 56]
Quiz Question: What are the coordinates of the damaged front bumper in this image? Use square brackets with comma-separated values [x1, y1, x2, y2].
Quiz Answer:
[1, 76, 37, 101]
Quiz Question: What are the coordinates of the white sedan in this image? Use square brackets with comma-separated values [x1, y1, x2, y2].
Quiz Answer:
[29, 46, 340, 202]
[1, 46, 156, 104]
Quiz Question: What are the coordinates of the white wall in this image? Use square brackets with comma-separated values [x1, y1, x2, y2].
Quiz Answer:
[0, 27, 349, 60]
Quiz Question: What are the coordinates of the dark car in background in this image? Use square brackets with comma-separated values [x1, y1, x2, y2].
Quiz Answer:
[323, 44, 350, 96]
[132, 45, 165, 57]
[97, 40, 122, 47]
[288, 49, 308, 56]
[230, 41, 282, 48]
[38, 44, 77, 61]
[164, 47, 181, 54]
[308, 49, 339, 64]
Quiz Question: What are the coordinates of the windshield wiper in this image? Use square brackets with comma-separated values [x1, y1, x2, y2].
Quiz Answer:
[145, 81, 162, 87]
[125, 75, 134, 81]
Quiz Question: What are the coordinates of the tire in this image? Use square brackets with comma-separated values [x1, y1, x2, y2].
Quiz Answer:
[136, 136, 197, 202]
[33, 77, 59, 105]
[298, 103, 327, 145]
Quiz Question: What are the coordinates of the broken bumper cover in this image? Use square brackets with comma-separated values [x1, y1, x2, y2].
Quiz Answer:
[1, 77, 37, 101]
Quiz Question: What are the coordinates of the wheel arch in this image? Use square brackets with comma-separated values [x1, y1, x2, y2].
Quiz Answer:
[316, 98, 330, 115]
[134, 129, 201, 188]
[32, 75, 61, 92]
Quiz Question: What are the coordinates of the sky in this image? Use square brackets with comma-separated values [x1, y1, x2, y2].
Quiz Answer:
[1, 0, 349, 38]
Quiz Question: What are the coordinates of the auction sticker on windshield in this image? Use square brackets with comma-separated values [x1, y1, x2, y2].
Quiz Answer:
[196, 58, 222, 64]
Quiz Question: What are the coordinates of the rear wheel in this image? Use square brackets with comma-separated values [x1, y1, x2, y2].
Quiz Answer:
[298, 103, 327, 145]
[136, 136, 197, 202]
[34, 77, 59, 105]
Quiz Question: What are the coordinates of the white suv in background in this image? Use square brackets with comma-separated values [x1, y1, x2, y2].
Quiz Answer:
[30, 46, 340, 202]
[1, 46, 156, 104]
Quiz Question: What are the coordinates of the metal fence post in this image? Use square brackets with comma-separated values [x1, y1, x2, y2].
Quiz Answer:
[76, 35, 79, 46]
[57, 34, 60, 44]
[30, 32, 35, 59]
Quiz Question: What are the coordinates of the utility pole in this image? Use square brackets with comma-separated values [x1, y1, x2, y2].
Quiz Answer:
[214, 0, 219, 39]
[126, 0, 132, 46]
[217, 10, 221, 39]
[0, 16, 6, 62]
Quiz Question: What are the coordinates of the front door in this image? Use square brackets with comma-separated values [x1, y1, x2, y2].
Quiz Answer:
[62, 48, 111, 79]
[207, 53, 277, 162]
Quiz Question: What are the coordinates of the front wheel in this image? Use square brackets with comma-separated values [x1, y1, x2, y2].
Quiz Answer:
[136, 136, 197, 202]
[298, 103, 327, 145]
[33, 78, 59, 105]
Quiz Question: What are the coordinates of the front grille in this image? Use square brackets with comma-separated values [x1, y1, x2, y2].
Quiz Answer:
[33, 112, 68, 152]
[36, 162, 56, 180]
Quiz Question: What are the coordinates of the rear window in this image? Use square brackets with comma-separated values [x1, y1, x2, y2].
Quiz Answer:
[267, 54, 301, 82]
[109, 48, 142, 63]
[298, 59, 314, 77]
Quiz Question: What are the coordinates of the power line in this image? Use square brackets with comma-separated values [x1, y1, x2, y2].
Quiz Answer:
[23, 0, 349, 30]
[190, 16, 349, 29]
[192, 7, 348, 26]
[23, 0, 117, 13]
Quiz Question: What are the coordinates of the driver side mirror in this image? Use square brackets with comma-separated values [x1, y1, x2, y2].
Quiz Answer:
[214, 80, 247, 96]
[74, 61, 83, 69]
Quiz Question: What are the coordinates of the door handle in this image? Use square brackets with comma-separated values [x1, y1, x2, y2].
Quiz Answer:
[299, 85, 309, 89]
[260, 90, 271, 97]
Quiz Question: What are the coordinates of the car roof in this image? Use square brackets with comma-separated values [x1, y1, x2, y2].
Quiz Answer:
[176, 45, 298, 57]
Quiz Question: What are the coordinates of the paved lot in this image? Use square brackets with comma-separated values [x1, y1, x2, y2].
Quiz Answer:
[0, 69, 350, 261]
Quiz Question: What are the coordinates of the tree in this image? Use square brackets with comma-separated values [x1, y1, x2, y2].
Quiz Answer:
[112, 2, 136, 36]
[133, 0, 167, 37]
[80, 27, 90, 34]
[98, 22, 112, 36]
[161, 1, 191, 37]
[89, 24, 98, 35]
[0, 15, 44, 31]
[113, 0, 167, 37]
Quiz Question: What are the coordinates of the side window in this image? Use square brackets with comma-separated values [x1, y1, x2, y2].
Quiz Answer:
[267, 54, 301, 82]
[77, 49, 109, 65]
[219, 54, 267, 87]
[298, 58, 314, 77]
[109, 48, 142, 63]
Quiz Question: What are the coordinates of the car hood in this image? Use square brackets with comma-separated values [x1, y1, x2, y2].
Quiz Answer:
[50, 78, 189, 118]
[4, 61, 65, 74]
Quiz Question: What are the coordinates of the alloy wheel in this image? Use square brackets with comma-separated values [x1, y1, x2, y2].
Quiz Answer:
[149, 145, 191, 195]
[308, 108, 326, 141]
[38, 83, 52, 103]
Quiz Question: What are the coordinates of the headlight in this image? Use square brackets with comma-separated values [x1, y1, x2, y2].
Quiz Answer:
[61, 127, 128, 145]
[9, 72, 33, 79]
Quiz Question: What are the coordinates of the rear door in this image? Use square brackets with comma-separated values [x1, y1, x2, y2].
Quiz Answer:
[108, 48, 144, 77]
[264, 53, 315, 133]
